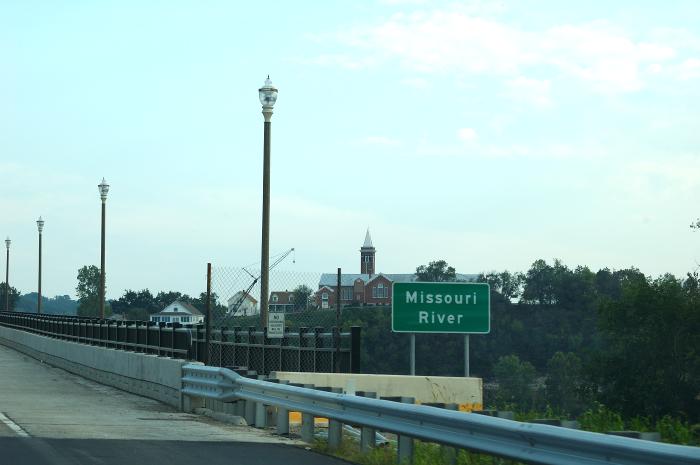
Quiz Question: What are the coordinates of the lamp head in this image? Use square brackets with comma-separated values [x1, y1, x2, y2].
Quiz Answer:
[98, 178, 110, 201]
[37, 217, 45, 233]
[5, 237, 10, 249]
[258, 75, 278, 111]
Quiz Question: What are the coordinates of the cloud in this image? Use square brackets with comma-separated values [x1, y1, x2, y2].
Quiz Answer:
[362, 135, 401, 146]
[677, 58, 700, 80]
[503, 76, 552, 107]
[310, 8, 691, 93]
[400, 77, 431, 88]
[457, 127, 477, 141]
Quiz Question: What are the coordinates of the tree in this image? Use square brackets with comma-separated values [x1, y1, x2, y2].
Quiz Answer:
[591, 272, 700, 421]
[492, 354, 538, 409]
[691, 218, 700, 230]
[415, 260, 456, 282]
[292, 285, 313, 312]
[76, 265, 110, 317]
[478, 271, 523, 300]
[546, 351, 585, 414]
[1, 283, 20, 311]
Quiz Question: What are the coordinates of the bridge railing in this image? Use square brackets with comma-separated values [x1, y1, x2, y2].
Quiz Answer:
[0, 312, 361, 374]
[181, 364, 700, 465]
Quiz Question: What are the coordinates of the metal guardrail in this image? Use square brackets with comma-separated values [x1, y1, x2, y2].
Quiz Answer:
[181, 364, 700, 465]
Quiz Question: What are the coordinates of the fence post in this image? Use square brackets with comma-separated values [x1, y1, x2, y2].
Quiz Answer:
[350, 326, 361, 373]
[335, 267, 341, 373]
[205, 263, 211, 365]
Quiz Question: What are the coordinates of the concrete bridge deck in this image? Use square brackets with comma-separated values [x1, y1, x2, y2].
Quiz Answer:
[0, 344, 344, 465]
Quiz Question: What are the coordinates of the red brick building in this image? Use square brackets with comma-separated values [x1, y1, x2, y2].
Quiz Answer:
[314, 230, 477, 308]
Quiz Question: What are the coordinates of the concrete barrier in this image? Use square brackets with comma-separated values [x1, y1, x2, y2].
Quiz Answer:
[271, 371, 483, 411]
[0, 325, 198, 409]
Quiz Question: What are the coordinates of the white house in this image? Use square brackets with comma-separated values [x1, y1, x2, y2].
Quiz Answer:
[150, 300, 204, 325]
[227, 291, 258, 316]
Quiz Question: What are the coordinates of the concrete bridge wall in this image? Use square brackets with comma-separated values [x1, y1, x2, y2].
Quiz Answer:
[0, 325, 193, 409]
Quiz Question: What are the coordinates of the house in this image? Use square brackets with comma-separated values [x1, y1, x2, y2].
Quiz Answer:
[227, 291, 258, 316]
[315, 229, 478, 307]
[150, 300, 204, 324]
[269, 291, 296, 313]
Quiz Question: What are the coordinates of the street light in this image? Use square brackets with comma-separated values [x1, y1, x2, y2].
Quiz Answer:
[258, 75, 278, 328]
[98, 178, 109, 319]
[4, 237, 10, 312]
[37, 217, 44, 314]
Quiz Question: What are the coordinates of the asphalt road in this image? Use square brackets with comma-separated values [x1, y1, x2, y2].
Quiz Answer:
[0, 438, 345, 465]
[0, 344, 347, 465]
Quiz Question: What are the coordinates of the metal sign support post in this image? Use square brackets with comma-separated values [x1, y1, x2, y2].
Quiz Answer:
[464, 334, 470, 377]
[410, 333, 416, 375]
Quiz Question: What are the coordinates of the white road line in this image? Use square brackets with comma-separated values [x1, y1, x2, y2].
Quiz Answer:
[0, 412, 30, 437]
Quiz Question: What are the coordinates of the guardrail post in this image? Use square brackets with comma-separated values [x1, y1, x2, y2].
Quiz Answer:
[254, 374, 267, 428]
[274, 380, 290, 435]
[357, 391, 378, 452]
[395, 397, 415, 464]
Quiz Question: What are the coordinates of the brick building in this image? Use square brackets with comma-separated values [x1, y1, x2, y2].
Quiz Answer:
[315, 229, 477, 308]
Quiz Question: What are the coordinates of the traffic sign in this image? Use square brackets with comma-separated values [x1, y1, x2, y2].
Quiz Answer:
[267, 312, 285, 339]
[392, 282, 490, 334]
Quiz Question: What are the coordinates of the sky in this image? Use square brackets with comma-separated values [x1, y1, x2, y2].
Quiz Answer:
[1, 0, 699, 300]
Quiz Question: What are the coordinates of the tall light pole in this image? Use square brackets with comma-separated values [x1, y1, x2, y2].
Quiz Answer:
[258, 76, 278, 327]
[5, 237, 10, 312]
[98, 178, 109, 319]
[37, 217, 44, 314]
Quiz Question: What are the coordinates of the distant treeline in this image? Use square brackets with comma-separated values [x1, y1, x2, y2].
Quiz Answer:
[14, 293, 77, 315]
[341, 259, 700, 424]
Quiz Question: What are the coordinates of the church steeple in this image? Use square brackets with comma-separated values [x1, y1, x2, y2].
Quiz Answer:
[360, 228, 376, 276]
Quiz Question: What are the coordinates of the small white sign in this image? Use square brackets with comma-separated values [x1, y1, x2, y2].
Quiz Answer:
[267, 312, 285, 339]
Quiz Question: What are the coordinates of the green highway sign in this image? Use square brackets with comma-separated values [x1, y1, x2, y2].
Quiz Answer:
[392, 282, 490, 334]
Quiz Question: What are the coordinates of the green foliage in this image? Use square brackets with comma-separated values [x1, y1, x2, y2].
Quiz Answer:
[478, 271, 523, 300]
[545, 351, 586, 415]
[492, 355, 538, 410]
[655, 415, 696, 445]
[16, 293, 77, 314]
[580, 403, 624, 432]
[1, 282, 21, 311]
[591, 272, 700, 420]
[292, 284, 313, 312]
[75, 265, 110, 317]
[415, 260, 456, 282]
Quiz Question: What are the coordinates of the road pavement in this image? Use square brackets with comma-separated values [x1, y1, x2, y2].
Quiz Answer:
[0, 344, 346, 465]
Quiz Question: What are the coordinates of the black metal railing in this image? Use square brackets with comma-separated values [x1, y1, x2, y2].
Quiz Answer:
[0, 311, 361, 375]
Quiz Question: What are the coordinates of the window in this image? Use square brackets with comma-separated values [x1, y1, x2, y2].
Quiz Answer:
[372, 283, 388, 298]
[289, 294, 295, 302]
[181, 316, 190, 323]
[271, 295, 279, 302]
[321, 293, 329, 301]
[364, 255, 371, 263]
[163, 316, 171, 323]
[341, 288, 353, 301]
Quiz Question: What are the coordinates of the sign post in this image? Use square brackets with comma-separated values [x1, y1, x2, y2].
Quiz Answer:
[392, 282, 490, 376]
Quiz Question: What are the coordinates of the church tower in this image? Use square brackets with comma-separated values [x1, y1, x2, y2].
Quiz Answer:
[360, 228, 376, 276]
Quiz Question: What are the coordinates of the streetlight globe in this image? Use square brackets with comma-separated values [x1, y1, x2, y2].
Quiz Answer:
[37, 217, 45, 233]
[98, 178, 110, 201]
[5, 237, 10, 249]
[258, 75, 278, 109]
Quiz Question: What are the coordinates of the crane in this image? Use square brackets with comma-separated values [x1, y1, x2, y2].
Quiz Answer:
[226, 248, 295, 318]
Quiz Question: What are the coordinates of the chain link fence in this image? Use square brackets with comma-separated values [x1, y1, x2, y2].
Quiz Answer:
[205, 265, 360, 374]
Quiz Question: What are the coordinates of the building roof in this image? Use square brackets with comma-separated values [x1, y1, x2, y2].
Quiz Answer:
[228, 291, 258, 305]
[152, 312, 203, 318]
[318, 273, 479, 288]
[362, 228, 374, 249]
[154, 300, 204, 316]
[270, 291, 294, 304]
